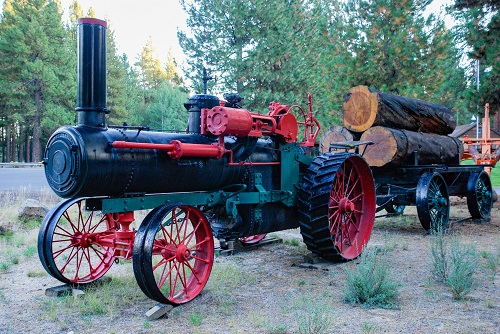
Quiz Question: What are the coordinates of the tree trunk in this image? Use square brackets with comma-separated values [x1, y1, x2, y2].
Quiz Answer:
[319, 126, 359, 153]
[0, 126, 4, 163]
[19, 125, 25, 162]
[360, 126, 463, 167]
[32, 79, 42, 162]
[343, 85, 456, 134]
[6, 125, 12, 162]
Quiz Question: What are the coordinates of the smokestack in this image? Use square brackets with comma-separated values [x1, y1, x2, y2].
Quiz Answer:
[76, 18, 108, 127]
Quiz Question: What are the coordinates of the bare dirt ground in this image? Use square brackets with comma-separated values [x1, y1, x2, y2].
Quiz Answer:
[0, 191, 499, 334]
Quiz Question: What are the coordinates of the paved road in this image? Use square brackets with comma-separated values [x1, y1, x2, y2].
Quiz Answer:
[1, 165, 499, 198]
[0, 166, 49, 191]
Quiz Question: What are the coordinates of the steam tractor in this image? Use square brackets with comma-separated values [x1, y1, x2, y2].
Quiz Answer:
[38, 18, 491, 306]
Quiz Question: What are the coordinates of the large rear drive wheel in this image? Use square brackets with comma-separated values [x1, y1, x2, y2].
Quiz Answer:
[133, 203, 214, 305]
[298, 153, 376, 261]
[416, 172, 450, 231]
[467, 171, 492, 219]
[37, 198, 117, 284]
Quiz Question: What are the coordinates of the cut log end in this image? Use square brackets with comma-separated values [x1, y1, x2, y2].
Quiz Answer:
[359, 127, 397, 167]
[319, 126, 355, 153]
[343, 85, 378, 133]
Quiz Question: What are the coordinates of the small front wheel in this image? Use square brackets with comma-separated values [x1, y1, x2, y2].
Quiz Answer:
[133, 203, 214, 305]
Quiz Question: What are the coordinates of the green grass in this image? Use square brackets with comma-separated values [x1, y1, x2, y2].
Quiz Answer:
[206, 261, 256, 313]
[23, 244, 38, 258]
[40, 274, 148, 320]
[461, 159, 500, 187]
[189, 311, 204, 326]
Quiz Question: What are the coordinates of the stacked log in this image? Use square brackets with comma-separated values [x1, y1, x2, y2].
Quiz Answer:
[360, 126, 463, 167]
[340, 85, 462, 167]
[343, 85, 455, 134]
[319, 126, 359, 153]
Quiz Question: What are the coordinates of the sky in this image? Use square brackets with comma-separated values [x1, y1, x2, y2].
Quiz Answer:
[59, 0, 189, 66]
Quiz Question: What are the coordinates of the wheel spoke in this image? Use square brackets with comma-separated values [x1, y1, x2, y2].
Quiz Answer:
[73, 248, 84, 281]
[156, 257, 176, 289]
[53, 242, 77, 259]
[62, 212, 79, 235]
[57, 245, 78, 273]
[161, 224, 176, 246]
[168, 262, 182, 298]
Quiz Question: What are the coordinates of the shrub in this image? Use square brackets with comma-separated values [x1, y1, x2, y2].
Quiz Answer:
[430, 229, 449, 282]
[343, 250, 400, 309]
[430, 232, 479, 300]
[297, 304, 331, 334]
[446, 237, 478, 300]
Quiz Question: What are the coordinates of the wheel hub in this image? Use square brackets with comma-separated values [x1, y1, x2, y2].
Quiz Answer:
[438, 197, 447, 206]
[71, 232, 91, 248]
[339, 198, 355, 214]
[175, 244, 191, 262]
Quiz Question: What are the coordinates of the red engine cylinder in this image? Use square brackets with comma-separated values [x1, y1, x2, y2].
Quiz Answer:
[205, 106, 253, 136]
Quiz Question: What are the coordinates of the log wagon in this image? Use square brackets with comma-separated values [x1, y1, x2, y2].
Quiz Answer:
[338, 86, 493, 230]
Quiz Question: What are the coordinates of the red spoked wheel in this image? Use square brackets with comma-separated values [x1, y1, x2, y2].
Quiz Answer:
[239, 234, 267, 245]
[328, 155, 376, 259]
[298, 153, 376, 261]
[133, 203, 214, 305]
[37, 198, 117, 284]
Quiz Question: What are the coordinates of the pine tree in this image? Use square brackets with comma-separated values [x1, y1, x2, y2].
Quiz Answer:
[106, 27, 133, 125]
[135, 38, 188, 130]
[178, 0, 256, 95]
[242, 1, 315, 108]
[165, 49, 183, 86]
[451, 0, 499, 115]
[143, 82, 188, 131]
[0, 0, 75, 162]
[136, 37, 170, 90]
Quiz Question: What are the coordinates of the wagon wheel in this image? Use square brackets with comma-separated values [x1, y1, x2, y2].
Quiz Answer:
[385, 204, 405, 215]
[416, 172, 450, 231]
[132, 203, 214, 305]
[37, 198, 117, 284]
[239, 234, 267, 245]
[298, 152, 376, 261]
[466, 171, 492, 219]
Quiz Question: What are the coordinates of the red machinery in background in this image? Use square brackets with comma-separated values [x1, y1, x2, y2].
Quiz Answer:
[463, 104, 500, 174]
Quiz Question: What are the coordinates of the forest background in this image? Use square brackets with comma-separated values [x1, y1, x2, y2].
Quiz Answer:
[0, 0, 498, 163]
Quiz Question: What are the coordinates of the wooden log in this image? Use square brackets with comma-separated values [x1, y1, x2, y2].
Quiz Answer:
[343, 85, 456, 134]
[319, 126, 359, 153]
[360, 126, 463, 167]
